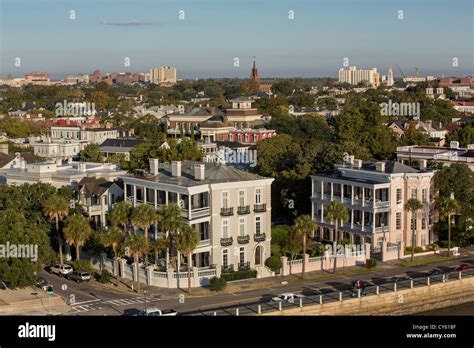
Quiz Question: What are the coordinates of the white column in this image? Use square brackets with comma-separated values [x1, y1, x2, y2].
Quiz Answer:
[188, 195, 192, 220]
[351, 186, 354, 204]
[330, 182, 334, 201]
[362, 211, 365, 231]
[362, 187, 365, 207]
[341, 184, 344, 202]
[143, 187, 147, 204]
[133, 185, 137, 206]
[351, 209, 354, 228]
[320, 181, 324, 198]
[321, 204, 324, 223]
[154, 189, 158, 209]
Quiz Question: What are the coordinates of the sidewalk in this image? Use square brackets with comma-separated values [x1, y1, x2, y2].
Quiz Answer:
[0, 287, 70, 315]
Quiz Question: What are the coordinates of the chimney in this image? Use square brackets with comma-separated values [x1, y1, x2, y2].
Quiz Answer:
[420, 159, 427, 170]
[375, 161, 386, 172]
[194, 164, 205, 181]
[353, 159, 362, 168]
[450, 141, 459, 149]
[78, 162, 86, 172]
[171, 161, 181, 177]
[149, 158, 159, 175]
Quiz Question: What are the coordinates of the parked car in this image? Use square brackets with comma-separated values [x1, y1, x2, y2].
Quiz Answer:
[49, 264, 73, 277]
[36, 277, 52, 291]
[135, 308, 178, 316]
[67, 271, 91, 283]
[455, 263, 474, 272]
[426, 269, 443, 277]
[389, 275, 412, 283]
[271, 293, 305, 303]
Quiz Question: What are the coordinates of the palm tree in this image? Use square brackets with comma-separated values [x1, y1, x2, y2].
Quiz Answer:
[102, 226, 126, 286]
[157, 204, 184, 269]
[63, 214, 92, 260]
[125, 235, 149, 292]
[108, 201, 131, 234]
[437, 197, 460, 257]
[150, 239, 168, 268]
[176, 224, 200, 292]
[293, 215, 317, 279]
[324, 201, 349, 274]
[43, 195, 70, 263]
[131, 204, 157, 266]
[404, 198, 423, 262]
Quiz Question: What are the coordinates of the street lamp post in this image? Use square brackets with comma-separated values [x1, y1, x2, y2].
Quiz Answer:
[144, 290, 147, 313]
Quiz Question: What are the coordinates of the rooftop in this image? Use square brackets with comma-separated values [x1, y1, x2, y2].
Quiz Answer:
[123, 160, 269, 187]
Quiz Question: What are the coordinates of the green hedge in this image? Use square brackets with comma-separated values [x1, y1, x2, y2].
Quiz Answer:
[209, 276, 227, 291]
[404, 246, 424, 255]
[366, 258, 377, 269]
[221, 269, 257, 282]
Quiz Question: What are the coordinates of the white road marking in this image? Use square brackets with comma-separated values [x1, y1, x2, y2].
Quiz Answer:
[72, 299, 101, 306]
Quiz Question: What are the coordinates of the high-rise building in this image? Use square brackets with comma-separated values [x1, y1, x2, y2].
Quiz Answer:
[387, 67, 394, 87]
[338, 66, 380, 87]
[149, 66, 177, 84]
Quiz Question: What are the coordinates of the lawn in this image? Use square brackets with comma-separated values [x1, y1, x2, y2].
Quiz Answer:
[396, 256, 450, 267]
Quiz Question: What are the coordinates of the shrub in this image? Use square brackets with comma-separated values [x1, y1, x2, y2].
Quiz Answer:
[70, 259, 93, 273]
[404, 246, 424, 255]
[221, 269, 257, 282]
[271, 244, 282, 258]
[366, 258, 377, 269]
[436, 240, 449, 248]
[95, 269, 112, 284]
[265, 256, 282, 272]
[209, 276, 227, 291]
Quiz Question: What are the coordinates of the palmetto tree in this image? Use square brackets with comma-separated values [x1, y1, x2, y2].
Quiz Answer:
[63, 214, 92, 261]
[108, 201, 131, 234]
[176, 224, 200, 293]
[157, 204, 184, 269]
[42, 195, 70, 263]
[102, 226, 126, 286]
[404, 198, 423, 262]
[437, 197, 460, 257]
[131, 204, 157, 266]
[293, 215, 317, 279]
[324, 201, 349, 274]
[125, 235, 149, 292]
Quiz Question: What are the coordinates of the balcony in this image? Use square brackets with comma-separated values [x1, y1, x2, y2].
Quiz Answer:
[190, 206, 210, 219]
[221, 264, 234, 273]
[237, 205, 250, 215]
[254, 233, 266, 242]
[220, 237, 233, 247]
[238, 262, 250, 271]
[237, 235, 250, 244]
[253, 203, 267, 212]
[220, 207, 234, 216]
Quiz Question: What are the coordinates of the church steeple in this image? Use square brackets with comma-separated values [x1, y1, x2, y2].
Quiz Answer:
[250, 56, 260, 84]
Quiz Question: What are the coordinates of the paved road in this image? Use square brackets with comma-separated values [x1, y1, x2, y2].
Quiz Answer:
[38, 255, 474, 316]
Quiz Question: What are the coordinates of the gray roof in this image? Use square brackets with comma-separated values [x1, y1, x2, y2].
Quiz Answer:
[361, 160, 421, 174]
[124, 160, 268, 187]
[230, 97, 253, 103]
[100, 138, 144, 149]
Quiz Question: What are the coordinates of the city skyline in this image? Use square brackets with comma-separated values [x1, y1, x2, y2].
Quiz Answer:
[1, 0, 473, 79]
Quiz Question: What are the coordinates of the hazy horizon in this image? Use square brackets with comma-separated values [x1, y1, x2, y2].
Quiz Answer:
[1, 0, 473, 80]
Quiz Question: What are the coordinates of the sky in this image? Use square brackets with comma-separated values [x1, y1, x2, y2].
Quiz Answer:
[0, 0, 473, 80]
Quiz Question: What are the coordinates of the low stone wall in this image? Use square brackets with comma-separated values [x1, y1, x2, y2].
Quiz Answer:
[262, 275, 474, 316]
[281, 243, 371, 276]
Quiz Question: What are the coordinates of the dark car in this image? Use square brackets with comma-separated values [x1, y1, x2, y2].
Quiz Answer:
[36, 277, 51, 290]
[390, 275, 412, 283]
[455, 263, 474, 272]
[426, 269, 443, 277]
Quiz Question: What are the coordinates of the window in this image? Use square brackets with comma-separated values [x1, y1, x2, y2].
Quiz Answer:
[255, 246, 262, 265]
[396, 188, 402, 203]
[422, 216, 427, 229]
[239, 247, 245, 264]
[238, 190, 245, 206]
[255, 188, 262, 204]
[411, 188, 417, 200]
[222, 220, 229, 238]
[396, 212, 401, 229]
[421, 234, 426, 246]
[222, 249, 228, 266]
[411, 216, 417, 230]
[239, 217, 245, 236]
[255, 216, 262, 235]
[221, 192, 229, 208]
[422, 188, 427, 203]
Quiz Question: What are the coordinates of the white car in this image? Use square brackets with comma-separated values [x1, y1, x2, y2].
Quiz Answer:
[136, 308, 178, 316]
[49, 264, 73, 277]
[271, 293, 305, 304]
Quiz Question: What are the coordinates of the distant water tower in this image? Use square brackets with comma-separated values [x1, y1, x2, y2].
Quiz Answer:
[387, 67, 394, 86]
